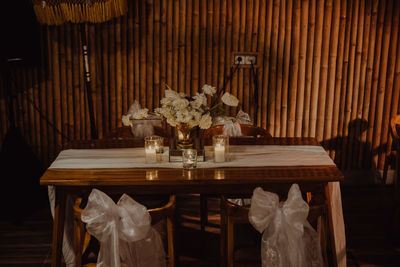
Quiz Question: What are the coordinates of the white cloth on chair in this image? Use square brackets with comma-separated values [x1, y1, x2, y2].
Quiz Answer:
[47, 186, 76, 267]
[249, 184, 324, 267]
[81, 189, 166, 267]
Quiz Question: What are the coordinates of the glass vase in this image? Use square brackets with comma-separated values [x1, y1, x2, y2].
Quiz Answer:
[175, 124, 195, 149]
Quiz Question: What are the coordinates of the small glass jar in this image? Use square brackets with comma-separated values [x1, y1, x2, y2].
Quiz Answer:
[212, 135, 229, 163]
[182, 148, 197, 169]
[145, 135, 164, 163]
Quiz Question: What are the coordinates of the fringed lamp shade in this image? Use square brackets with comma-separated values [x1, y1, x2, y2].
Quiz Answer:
[31, 0, 128, 25]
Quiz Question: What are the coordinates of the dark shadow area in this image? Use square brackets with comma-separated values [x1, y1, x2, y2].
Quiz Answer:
[0, 126, 47, 223]
[321, 119, 390, 183]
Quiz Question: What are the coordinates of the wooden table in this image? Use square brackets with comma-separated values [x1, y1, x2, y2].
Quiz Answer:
[40, 137, 344, 267]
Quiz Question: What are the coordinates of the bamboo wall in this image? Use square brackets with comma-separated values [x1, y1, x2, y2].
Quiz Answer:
[0, 0, 399, 171]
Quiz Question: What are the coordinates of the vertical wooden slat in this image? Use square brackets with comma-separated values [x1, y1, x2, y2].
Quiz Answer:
[354, 0, 372, 167]
[269, 0, 280, 134]
[199, 0, 207, 87]
[243, 0, 253, 115]
[47, 27, 56, 160]
[160, 0, 167, 96]
[185, 0, 193, 95]
[154, 0, 161, 107]
[280, 0, 292, 136]
[101, 23, 110, 133]
[108, 21, 117, 130]
[230, 0, 240, 114]
[378, 1, 399, 169]
[366, 0, 388, 168]
[264, 0, 273, 132]
[192, 0, 200, 94]
[238, 0, 246, 114]
[127, 2, 134, 107]
[172, 0, 179, 91]
[274, 0, 285, 136]
[323, 0, 340, 144]
[133, 0, 140, 102]
[358, 0, 378, 167]
[336, 0, 354, 168]
[212, 0, 220, 88]
[147, 0, 154, 108]
[121, 15, 128, 113]
[294, 0, 309, 138]
[302, 0, 315, 137]
[347, 0, 365, 169]
[372, 0, 394, 168]
[178, 0, 186, 93]
[330, 0, 347, 161]
[315, 0, 333, 141]
[340, 0, 359, 169]
[218, 0, 228, 91]
[287, 0, 301, 137]
[139, 1, 147, 107]
[309, 0, 324, 138]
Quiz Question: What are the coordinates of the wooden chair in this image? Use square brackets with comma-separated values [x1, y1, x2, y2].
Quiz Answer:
[220, 195, 329, 267]
[388, 115, 400, 237]
[199, 125, 272, 232]
[68, 127, 174, 266]
[383, 115, 400, 184]
[73, 195, 176, 267]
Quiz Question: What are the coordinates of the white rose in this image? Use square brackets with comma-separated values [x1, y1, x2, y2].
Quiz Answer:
[202, 84, 216, 96]
[199, 113, 213, 129]
[166, 116, 177, 127]
[173, 98, 189, 110]
[221, 92, 239, 107]
[122, 114, 132, 126]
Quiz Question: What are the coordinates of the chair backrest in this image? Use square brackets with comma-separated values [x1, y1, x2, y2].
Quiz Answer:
[65, 126, 170, 149]
[391, 115, 400, 140]
[104, 126, 170, 139]
[202, 124, 272, 139]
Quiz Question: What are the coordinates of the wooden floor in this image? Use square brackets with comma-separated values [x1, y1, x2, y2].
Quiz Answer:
[0, 184, 400, 266]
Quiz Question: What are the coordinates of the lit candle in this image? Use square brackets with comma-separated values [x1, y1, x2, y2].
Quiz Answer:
[145, 146, 157, 163]
[214, 143, 225, 163]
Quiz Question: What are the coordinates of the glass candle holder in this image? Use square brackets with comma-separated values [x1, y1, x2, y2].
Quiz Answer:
[145, 135, 164, 163]
[213, 135, 229, 163]
[182, 148, 197, 169]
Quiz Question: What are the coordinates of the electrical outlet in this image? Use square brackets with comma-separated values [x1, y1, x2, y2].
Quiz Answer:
[233, 53, 258, 67]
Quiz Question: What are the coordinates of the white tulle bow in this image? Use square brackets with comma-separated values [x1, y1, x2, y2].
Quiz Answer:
[249, 184, 324, 267]
[81, 189, 166, 267]
[223, 120, 242, 137]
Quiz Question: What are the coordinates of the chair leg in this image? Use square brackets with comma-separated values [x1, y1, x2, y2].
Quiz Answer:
[227, 217, 234, 267]
[167, 216, 175, 267]
[200, 194, 208, 232]
[73, 218, 83, 267]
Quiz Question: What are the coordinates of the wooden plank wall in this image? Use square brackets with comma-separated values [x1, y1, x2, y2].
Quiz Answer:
[0, 0, 399, 170]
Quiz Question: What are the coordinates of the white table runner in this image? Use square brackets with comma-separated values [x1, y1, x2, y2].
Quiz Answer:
[49, 145, 335, 169]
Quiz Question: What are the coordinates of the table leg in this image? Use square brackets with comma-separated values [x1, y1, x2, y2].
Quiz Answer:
[326, 182, 347, 267]
[51, 187, 67, 267]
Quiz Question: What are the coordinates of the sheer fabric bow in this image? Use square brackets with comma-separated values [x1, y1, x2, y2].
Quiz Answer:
[249, 184, 324, 267]
[81, 189, 166, 267]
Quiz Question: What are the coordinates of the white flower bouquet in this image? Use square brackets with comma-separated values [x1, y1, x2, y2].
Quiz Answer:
[154, 84, 239, 130]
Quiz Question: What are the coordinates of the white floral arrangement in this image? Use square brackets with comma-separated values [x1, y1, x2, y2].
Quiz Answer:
[154, 84, 239, 129]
